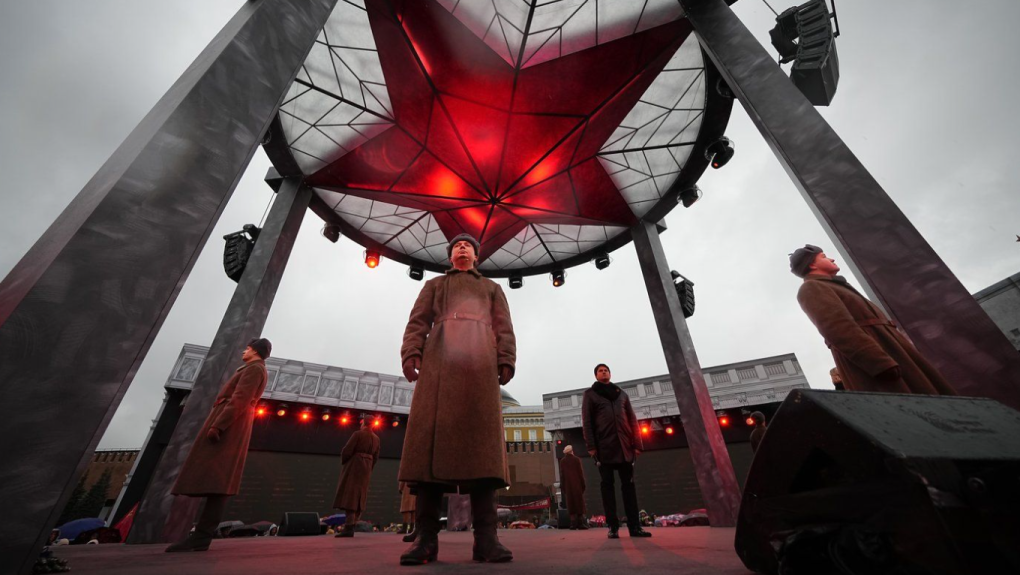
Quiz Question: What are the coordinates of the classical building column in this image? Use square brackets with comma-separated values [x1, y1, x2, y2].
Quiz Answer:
[0, 2, 336, 573]
[632, 220, 741, 527]
[680, 0, 1020, 409]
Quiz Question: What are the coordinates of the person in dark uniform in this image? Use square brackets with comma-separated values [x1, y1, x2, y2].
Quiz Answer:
[581, 363, 651, 539]
[748, 411, 767, 454]
[558, 445, 587, 530]
[166, 338, 271, 552]
[333, 417, 381, 538]
[791, 245, 956, 396]
[398, 233, 517, 565]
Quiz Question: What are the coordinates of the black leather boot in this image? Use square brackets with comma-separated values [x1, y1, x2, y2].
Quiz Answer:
[607, 526, 620, 539]
[165, 529, 213, 552]
[470, 490, 512, 563]
[401, 488, 440, 566]
[629, 526, 652, 538]
[402, 523, 417, 543]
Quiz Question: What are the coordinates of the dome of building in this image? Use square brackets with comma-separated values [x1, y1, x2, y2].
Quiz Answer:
[500, 388, 521, 407]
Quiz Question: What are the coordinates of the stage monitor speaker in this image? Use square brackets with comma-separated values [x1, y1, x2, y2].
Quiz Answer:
[278, 512, 320, 536]
[557, 508, 571, 529]
[735, 390, 1020, 575]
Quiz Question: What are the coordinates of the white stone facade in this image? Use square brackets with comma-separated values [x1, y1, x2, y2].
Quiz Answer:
[542, 353, 810, 431]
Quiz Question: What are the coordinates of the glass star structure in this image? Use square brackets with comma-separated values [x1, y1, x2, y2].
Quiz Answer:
[275, 0, 726, 274]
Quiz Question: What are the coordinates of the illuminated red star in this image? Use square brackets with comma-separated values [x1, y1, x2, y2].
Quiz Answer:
[307, 0, 689, 260]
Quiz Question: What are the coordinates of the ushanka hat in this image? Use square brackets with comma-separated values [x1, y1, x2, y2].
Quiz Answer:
[789, 244, 823, 277]
[247, 338, 272, 359]
[447, 233, 480, 257]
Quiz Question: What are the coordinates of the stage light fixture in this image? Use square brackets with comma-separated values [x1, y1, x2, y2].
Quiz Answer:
[256, 404, 268, 417]
[222, 224, 261, 283]
[719, 415, 731, 427]
[408, 264, 425, 281]
[593, 252, 611, 270]
[276, 403, 289, 417]
[321, 223, 341, 243]
[665, 426, 675, 435]
[364, 250, 381, 269]
[746, 417, 755, 426]
[705, 137, 734, 169]
[551, 269, 565, 287]
[678, 186, 702, 208]
[392, 419, 400, 427]
[508, 272, 524, 290]
[300, 409, 312, 422]
[641, 425, 651, 436]
[372, 417, 383, 429]
[339, 413, 351, 425]
[322, 409, 333, 422]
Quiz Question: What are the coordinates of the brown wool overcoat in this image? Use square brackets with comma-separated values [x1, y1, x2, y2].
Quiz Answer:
[172, 360, 268, 496]
[333, 428, 380, 512]
[399, 481, 416, 514]
[558, 453, 586, 515]
[399, 267, 516, 490]
[797, 275, 956, 395]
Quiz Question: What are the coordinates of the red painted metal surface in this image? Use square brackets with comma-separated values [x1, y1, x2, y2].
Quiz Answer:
[307, 0, 689, 259]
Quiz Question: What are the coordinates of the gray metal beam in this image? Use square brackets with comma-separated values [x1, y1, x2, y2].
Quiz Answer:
[128, 176, 311, 544]
[680, 0, 1020, 409]
[631, 220, 741, 527]
[0, 2, 336, 572]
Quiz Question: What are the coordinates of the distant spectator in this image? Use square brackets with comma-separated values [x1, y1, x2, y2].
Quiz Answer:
[749, 412, 767, 453]
[829, 367, 845, 391]
[558, 446, 587, 530]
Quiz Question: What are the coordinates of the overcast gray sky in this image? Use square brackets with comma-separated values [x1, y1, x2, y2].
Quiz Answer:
[1, 1, 1017, 449]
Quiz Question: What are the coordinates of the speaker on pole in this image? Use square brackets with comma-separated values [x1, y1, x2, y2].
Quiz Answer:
[735, 390, 1020, 575]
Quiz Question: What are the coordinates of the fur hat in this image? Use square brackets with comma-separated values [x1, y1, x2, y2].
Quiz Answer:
[247, 338, 272, 359]
[447, 233, 480, 258]
[789, 244, 823, 277]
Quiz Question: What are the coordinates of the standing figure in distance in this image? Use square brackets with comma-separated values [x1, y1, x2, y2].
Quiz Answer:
[399, 481, 417, 542]
[165, 338, 271, 552]
[333, 416, 381, 538]
[399, 233, 517, 565]
[748, 411, 767, 454]
[582, 363, 651, 539]
[558, 445, 588, 530]
[790, 245, 956, 396]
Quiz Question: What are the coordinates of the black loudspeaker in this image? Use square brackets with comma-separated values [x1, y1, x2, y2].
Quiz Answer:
[557, 508, 571, 529]
[735, 390, 1020, 575]
[278, 512, 320, 536]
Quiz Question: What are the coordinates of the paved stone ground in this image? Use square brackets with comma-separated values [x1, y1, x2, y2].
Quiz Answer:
[56, 527, 753, 574]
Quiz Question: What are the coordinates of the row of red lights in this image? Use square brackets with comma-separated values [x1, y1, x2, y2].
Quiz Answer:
[255, 405, 398, 428]
[638, 415, 755, 436]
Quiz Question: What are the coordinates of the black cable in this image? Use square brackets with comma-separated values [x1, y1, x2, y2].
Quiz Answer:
[258, 191, 275, 228]
[761, 0, 779, 17]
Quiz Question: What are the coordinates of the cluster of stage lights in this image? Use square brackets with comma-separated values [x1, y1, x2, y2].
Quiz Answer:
[255, 403, 401, 429]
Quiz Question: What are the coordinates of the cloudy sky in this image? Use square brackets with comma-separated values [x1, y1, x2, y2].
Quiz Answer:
[1, 1, 1017, 449]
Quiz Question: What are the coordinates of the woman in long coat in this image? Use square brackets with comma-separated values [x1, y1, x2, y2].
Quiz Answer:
[797, 269, 956, 395]
[333, 418, 380, 537]
[166, 339, 271, 552]
[558, 446, 587, 529]
[398, 233, 516, 565]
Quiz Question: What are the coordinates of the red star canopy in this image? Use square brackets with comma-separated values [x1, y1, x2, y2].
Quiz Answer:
[277, 0, 719, 273]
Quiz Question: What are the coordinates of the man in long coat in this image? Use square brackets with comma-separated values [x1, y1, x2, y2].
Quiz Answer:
[165, 338, 271, 552]
[558, 445, 587, 530]
[398, 233, 516, 565]
[333, 417, 380, 537]
[582, 363, 651, 539]
[790, 245, 956, 395]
